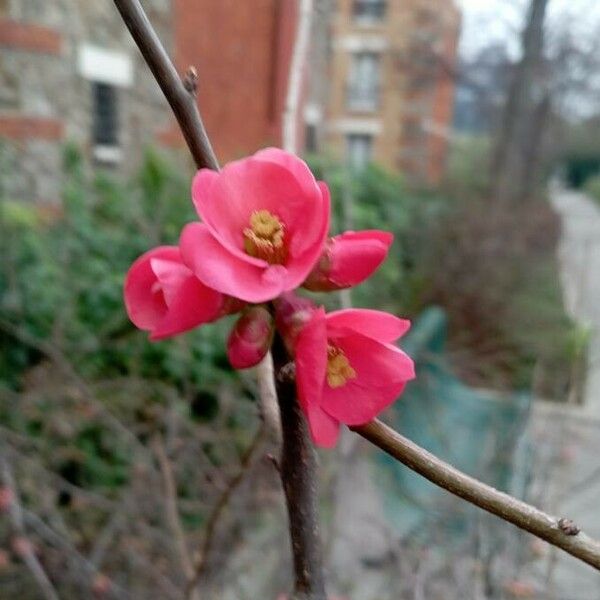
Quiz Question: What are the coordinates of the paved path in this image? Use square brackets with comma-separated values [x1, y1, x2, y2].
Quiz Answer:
[552, 187, 600, 415]
[532, 188, 600, 598]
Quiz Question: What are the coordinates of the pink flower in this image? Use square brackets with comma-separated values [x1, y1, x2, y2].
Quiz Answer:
[180, 148, 330, 303]
[294, 308, 415, 447]
[124, 246, 231, 341]
[304, 230, 393, 292]
[227, 306, 274, 369]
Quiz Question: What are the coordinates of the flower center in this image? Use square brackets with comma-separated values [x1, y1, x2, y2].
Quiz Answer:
[243, 210, 287, 264]
[326, 345, 356, 388]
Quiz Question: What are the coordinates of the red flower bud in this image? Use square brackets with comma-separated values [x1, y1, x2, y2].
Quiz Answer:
[227, 306, 274, 369]
[303, 230, 393, 292]
[92, 573, 112, 596]
[274, 292, 317, 354]
[0, 487, 13, 512]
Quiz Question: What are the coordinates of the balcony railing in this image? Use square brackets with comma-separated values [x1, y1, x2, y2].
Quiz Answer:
[346, 84, 380, 112]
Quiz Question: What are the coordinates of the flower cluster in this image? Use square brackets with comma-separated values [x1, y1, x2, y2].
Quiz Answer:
[124, 148, 415, 447]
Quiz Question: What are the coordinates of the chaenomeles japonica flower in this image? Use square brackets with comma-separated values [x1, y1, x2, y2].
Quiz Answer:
[180, 148, 331, 303]
[276, 293, 415, 448]
[123, 148, 415, 447]
[123, 246, 242, 340]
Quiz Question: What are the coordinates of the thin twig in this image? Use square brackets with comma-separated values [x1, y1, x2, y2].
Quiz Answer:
[352, 419, 600, 571]
[0, 454, 61, 600]
[255, 352, 282, 443]
[151, 436, 196, 583]
[111, 0, 218, 170]
[0, 318, 149, 458]
[21, 509, 130, 600]
[185, 424, 266, 598]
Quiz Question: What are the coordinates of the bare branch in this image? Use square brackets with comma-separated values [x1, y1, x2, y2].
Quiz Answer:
[255, 352, 282, 443]
[186, 424, 266, 598]
[151, 436, 196, 583]
[0, 455, 61, 600]
[111, 0, 218, 170]
[352, 419, 600, 571]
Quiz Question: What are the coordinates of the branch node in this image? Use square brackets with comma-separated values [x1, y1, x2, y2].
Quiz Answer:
[558, 517, 581, 536]
[183, 66, 199, 94]
[265, 453, 281, 474]
[277, 361, 296, 384]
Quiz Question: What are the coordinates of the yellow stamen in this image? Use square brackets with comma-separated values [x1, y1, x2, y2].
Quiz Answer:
[326, 345, 356, 388]
[243, 210, 287, 264]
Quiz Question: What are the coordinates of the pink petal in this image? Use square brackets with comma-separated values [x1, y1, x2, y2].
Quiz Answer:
[305, 403, 340, 448]
[322, 378, 408, 426]
[253, 147, 320, 199]
[280, 181, 331, 290]
[329, 230, 393, 288]
[335, 333, 416, 387]
[151, 276, 224, 341]
[319, 332, 415, 424]
[326, 309, 411, 343]
[179, 222, 285, 303]
[192, 157, 321, 260]
[289, 180, 331, 256]
[191, 168, 219, 220]
[295, 308, 328, 413]
[150, 257, 193, 307]
[124, 246, 179, 331]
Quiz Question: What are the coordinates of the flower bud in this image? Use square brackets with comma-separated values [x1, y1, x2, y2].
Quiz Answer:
[274, 292, 317, 354]
[227, 306, 274, 369]
[0, 487, 13, 512]
[303, 230, 393, 292]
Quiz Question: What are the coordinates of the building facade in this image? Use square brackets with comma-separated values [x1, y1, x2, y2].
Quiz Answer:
[0, 0, 303, 203]
[165, 0, 299, 161]
[324, 0, 460, 184]
[0, 0, 175, 203]
[0, 0, 459, 203]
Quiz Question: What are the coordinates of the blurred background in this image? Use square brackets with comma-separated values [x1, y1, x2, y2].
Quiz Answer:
[2, 0, 600, 598]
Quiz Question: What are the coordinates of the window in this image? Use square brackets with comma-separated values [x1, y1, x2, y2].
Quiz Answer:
[353, 0, 386, 23]
[305, 124, 318, 153]
[92, 82, 119, 147]
[347, 52, 380, 111]
[346, 134, 372, 170]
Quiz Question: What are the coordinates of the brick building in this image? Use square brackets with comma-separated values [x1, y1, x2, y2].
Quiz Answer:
[324, 0, 460, 184]
[0, 0, 459, 203]
[166, 0, 299, 160]
[0, 0, 303, 202]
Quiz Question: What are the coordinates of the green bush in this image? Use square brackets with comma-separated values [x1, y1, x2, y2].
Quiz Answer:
[307, 154, 579, 396]
[0, 145, 236, 394]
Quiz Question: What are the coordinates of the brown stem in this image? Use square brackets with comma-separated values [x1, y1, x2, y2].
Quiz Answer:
[112, 0, 219, 170]
[353, 419, 600, 571]
[273, 338, 327, 600]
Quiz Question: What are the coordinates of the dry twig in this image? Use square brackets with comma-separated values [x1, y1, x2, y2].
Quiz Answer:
[0, 454, 60, 600]
[353, 419, 600, 571]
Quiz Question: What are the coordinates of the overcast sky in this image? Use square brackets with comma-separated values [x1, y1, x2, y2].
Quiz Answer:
[456, 0, 600, 58]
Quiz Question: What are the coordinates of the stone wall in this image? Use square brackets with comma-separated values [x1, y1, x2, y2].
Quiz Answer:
[0, 0, 174, 203]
